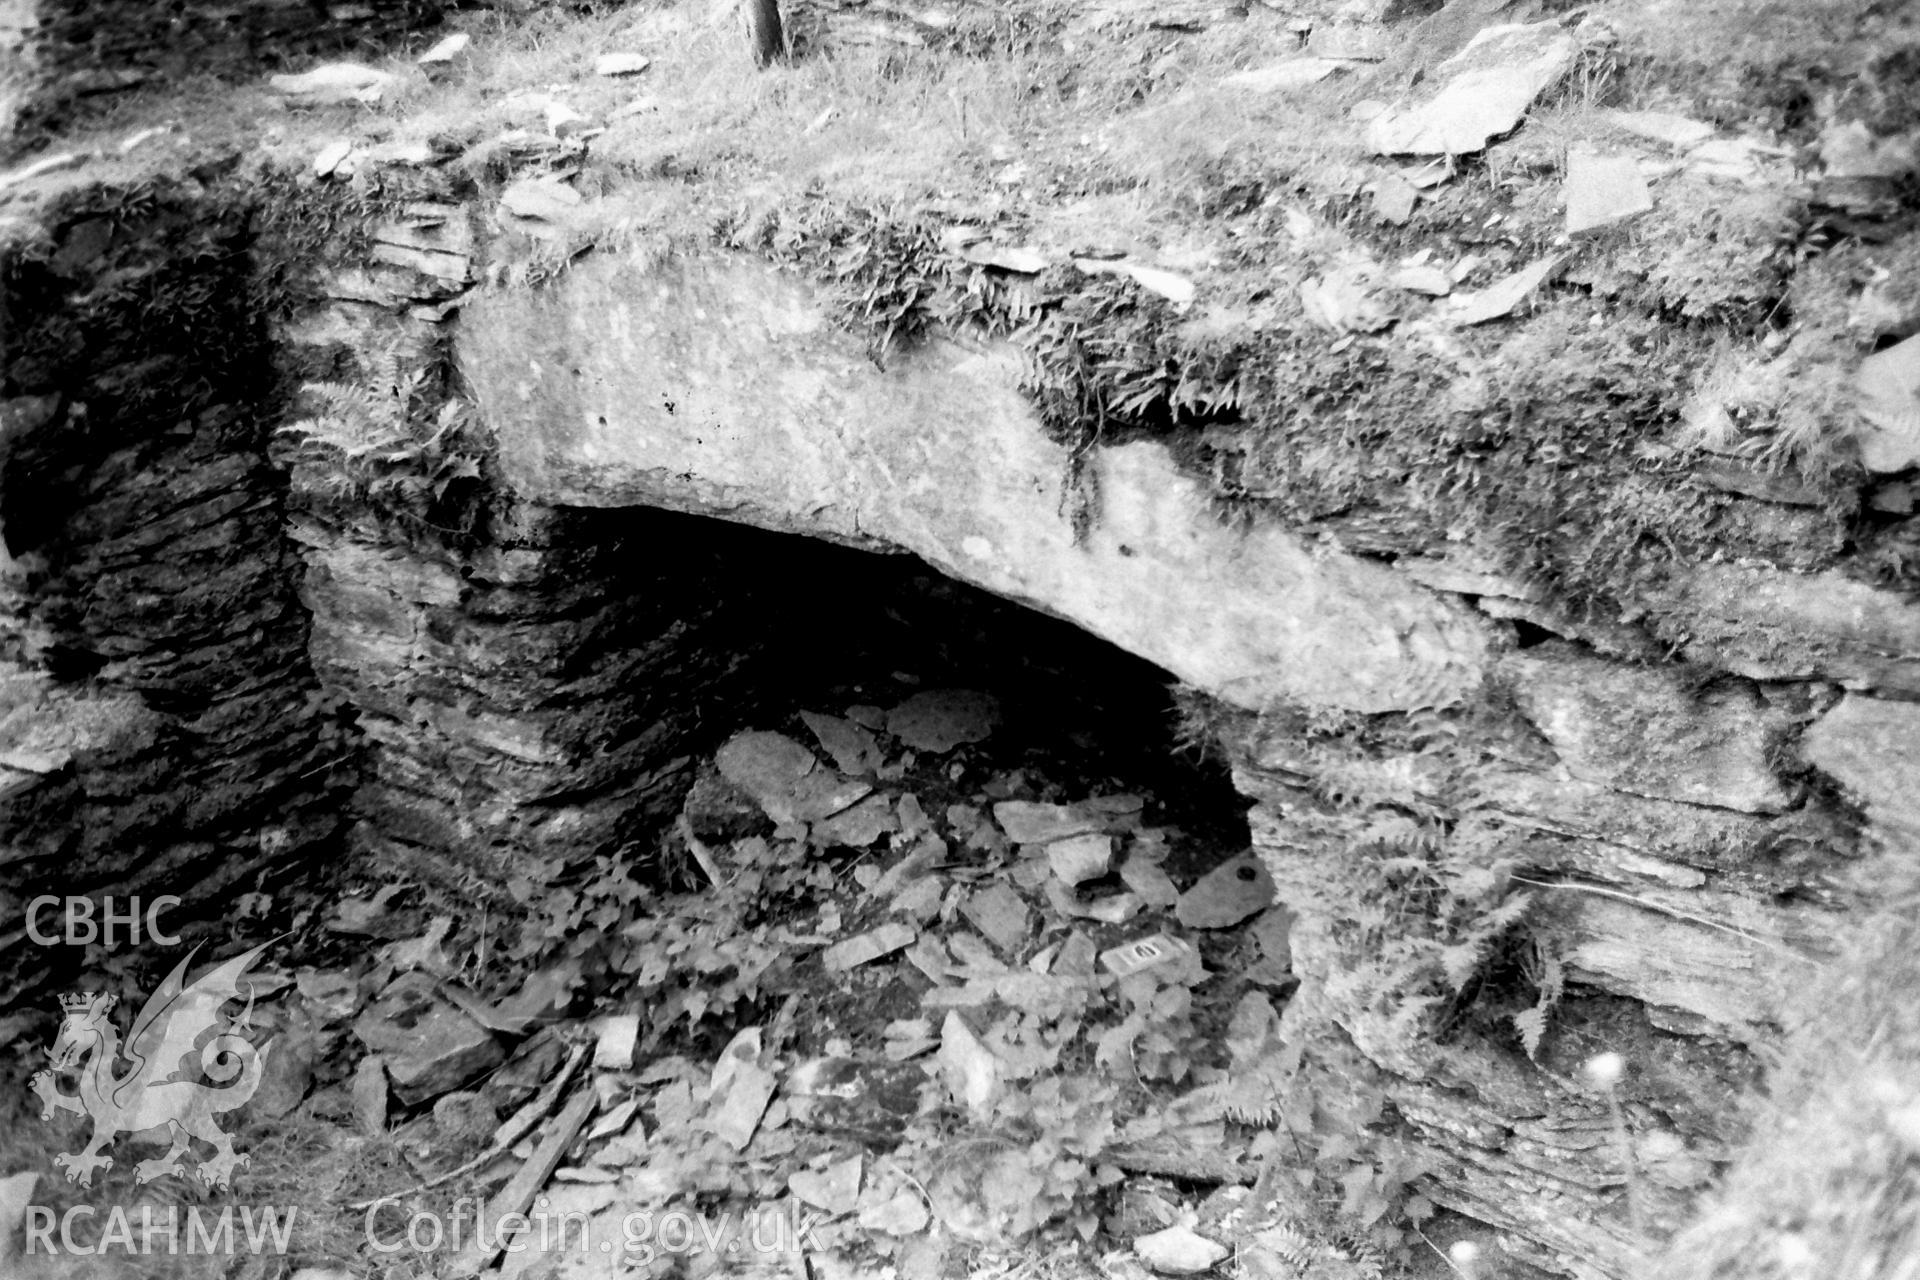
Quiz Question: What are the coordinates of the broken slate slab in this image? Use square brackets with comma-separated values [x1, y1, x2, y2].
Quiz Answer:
[800, 709, 884, 774]
[993, 800, 1105, 844]
[1119, 856, 1180, 908]
[1072, 258, 1197, 307]
[268, 62, 397, 105]
[594, 52, 651, 77]
[1391, 264, 1453, 296]
[417, 32, 471, 65]
[1047, 832, 1115, 886]
[1505, 643, 1799, 814]
[716, 728, 870, 823]
[592, 1012, 639, 1070]
[885, 689, 1001, 752]
[1801, 694, 1920, 845]
[1602, 109, 1715, 150]
[1445, 253, 1565, 325]
[707, 1059, 777, 1151]
[1175, 853, 1275, 929]
[352, 972, 504, 1105]
[351, 1056, 389, 1136]
[499, 176, 584, 222]
[823, 922, 917, 971]
[1366, 22, 1575, 156]
[1855, 331, 1920, 473]
[1135, 1223, 1230, 1274]
[813, 792, 897, 847]
[1371, 173, 1420, 225]
[961, 883, 1031, 954]
[1565, 151, 1652, 233]
[1221, 57, 1344, 93]
[783, 771, 874, 824]
[956, 240, 1050, 274]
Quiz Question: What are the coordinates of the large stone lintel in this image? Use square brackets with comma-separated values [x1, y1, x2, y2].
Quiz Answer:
[456, 253, 1493, 713]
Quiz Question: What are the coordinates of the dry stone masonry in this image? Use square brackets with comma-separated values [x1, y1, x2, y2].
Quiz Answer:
[2, 0, 1919, 1273]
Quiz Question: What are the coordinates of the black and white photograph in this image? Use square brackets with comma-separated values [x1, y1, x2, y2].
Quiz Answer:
[0, 0, 1915, 1276]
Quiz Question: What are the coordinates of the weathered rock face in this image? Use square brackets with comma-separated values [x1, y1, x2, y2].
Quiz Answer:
[7, 144, 1917, 1280]
[459, 254, 1494, 715]
[0, 179, 343, 1004]
[439, 236, 1920, 1277]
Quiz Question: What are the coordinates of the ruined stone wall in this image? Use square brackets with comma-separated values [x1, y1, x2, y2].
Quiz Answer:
[449, 215, 1920, 1277]
[0, 174, 344, 1004]
[4, 133, 1915, 1279]
[269, 177, 789, 901]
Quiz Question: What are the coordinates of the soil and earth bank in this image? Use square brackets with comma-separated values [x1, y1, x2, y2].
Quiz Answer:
[1, 0, 1918, 1276]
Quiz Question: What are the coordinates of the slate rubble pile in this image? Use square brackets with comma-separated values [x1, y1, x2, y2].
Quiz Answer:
[211, 687, 1330, 1278]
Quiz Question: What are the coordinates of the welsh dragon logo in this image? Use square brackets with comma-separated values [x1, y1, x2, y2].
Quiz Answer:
[29, 941, 275, 1189]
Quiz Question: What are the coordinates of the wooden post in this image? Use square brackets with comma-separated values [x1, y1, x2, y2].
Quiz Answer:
[747, 0, 784, 66]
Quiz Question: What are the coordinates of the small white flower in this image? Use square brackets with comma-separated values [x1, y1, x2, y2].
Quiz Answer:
[1449, 1240, 1482, 1277]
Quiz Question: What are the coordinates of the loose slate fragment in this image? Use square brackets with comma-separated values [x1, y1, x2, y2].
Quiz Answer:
[499, 176, 583, 222]
[892, 875, 945, 921]
[800, 710, 883, 774]
[1175, 853, 1275, 929]
[1073, 257, 1197, 307]
[1048, 832, 1115, 886]
[813, 793, 897, 847]
[959, 241, 1050, 274]
[417, 32, 471, 65]
[886, 689, 1001, 752]
[860, 1187, 931, 1235]
[351, 1056, 388, 1136]
[823, 922, 917, 971]
[1565, 151, 1652, 233]
[790, 1154, 863, 1216]
[352, 973, 503, 1105]
[1602, 108, 1714, 149]
[594, 52, 651, 76]
[993, 800, 1103, 845]
[1365, 22, 1575, 156]
[1136, 1224, 1230, 1273]
[268, 62, 396, 104]
[1300, 267, 1394, 333]
[1856, 332, 1920, 473]
[1119, 855, 1180, 908]
[961, 883, 1031, 954]
[1251, 905, 1295, 971]
[587, 1096, 642, 1142]
[313, 138, 353, 177]
[1084, 792, 1145, 817]
[946, 931, 1008, 975]
[591, 1013, 639, 1070]
[717, 729, 868, 824]
[1055, 930, 1099, 976]
[1685, 136, 1781, 183]
[707, 1059, 777, 1151]
[1046, 879, 1141, 924]
[1222, 57, 1342, 93]
[937, 1012, 1001, 1120]
[1391, 264, 1453, 296]
[1371, 174, 1419, 225]
[1446, 253, 1565, 326]
[783, 772, 873, 824]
